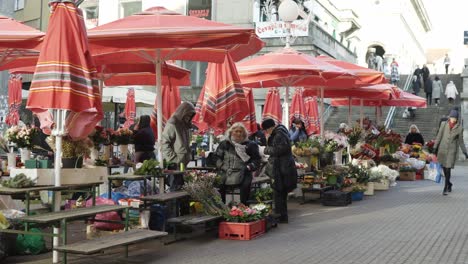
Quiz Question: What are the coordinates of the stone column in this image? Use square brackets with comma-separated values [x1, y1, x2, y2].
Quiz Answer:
[459, 60, 468, 159]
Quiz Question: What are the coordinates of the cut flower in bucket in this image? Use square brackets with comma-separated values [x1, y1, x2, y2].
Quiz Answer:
[224, 203, 270, 223]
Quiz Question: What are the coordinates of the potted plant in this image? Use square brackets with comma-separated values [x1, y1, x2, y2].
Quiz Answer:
[219, 203, 270, 240]
[114, 128, 133, 161]
[47, 136, 92, 168]
[5, 126, 39, 162]
[351, 184, 366, 201]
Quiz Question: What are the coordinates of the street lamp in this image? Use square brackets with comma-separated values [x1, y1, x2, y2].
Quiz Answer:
[278, 0, 299, 49]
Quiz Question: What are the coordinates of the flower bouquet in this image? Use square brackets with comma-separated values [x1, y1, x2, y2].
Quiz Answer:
[425, 140, 435, 154]
[224, 203, 270, 223]
[113, 128, 133, 145]
[323, 131, 348, 153]
[5, 126, 39, 149]
[89, 126, 109, 149]
[345, 126, 363, 148]
[183, 171, 227, 216]
[219, 203, 269, 240]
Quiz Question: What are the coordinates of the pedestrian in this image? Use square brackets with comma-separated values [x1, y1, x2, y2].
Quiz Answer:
[375, 55, 384, 72]
[133, 115, 156, 163]
[432, 76, 443, 106]
[412, 66, 422, 95]
[214, 122, 261, 205]
[404, 124, 424, 145]
[444, 54, 450, 74]
[390, 58, 400, 85]
[262, 118, 297, 223]
[161, 102, 196, 191]
[422, 64, 430, 84]
[445, 80, 458, 105]
[434, 109, 468, 195]
[248, 123, 267, 146]
[289, 118, 308, 143]
[424, 77, 433, 105]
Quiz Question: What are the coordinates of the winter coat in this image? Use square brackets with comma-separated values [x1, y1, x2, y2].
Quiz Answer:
[424, 79, 433, 93]
[161, 102, 196, 166]
[445, 82, 459, 99]
[412, 77, 420, 94]
[215, 139, 261, 186]
[264, 125, 298, 192]
[435, 121, 467, 168]
[404, 133, 424, 145]
[432, 80, 443, 99]
[422, 66, 430, 81]
[134, 127, 155, 152]
[289, 126, 308, 143]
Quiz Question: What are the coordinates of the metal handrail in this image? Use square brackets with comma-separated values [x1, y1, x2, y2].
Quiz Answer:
[322, 104, 333, 124]
[384, 65, 415, 129]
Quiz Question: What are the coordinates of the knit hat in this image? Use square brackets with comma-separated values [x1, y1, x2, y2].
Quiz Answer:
[449, 109, 459, 119]
[261, 119, 276, 130]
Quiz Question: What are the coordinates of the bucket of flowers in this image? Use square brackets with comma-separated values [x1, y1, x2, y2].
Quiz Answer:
[350, 184, 367, 201]
[219, 203, 270, 240]
[5, 126, 40, 163]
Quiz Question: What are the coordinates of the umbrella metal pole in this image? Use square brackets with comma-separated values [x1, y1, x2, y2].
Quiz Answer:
[320, 87, 324, 137]
[52, 109, 66, 264]
[155, 49, 165, 193]
[282, 86, 290, 126]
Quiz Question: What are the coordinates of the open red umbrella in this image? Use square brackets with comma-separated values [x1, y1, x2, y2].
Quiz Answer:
[193, 54, 248, 132]
[262, 88, 282, 124]
[5, 74, 22, 126]
[289, 88, 308, 127]
[305, 97, 320, 135]
[242, 88, 257, 134]
[88, 6, 263, 166]
[150, 85, 181, 138]
[0, 16, 44, 70]
[331, 89, 426, 108]
[122, 88, 136, 128]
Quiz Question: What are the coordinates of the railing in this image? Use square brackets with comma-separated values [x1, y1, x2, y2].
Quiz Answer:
[384, 65, 415, 129]
[322, 104, 333, 124]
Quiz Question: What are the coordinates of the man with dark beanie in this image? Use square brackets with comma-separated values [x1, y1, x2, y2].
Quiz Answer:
[434, 108, 468, 195]
[262, 118, 297, 223]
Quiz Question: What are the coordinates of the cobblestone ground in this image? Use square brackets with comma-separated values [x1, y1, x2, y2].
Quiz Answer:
[6, 164, 468, 264]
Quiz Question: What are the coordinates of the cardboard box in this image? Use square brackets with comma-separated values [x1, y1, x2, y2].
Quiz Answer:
[399, 171, 416, 181]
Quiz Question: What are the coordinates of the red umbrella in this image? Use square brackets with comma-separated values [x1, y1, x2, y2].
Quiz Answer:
[150, 85, 181, 138]
[331, 89, 426, 108]
[5, 74, 22, 126]
[193, 54, 248, 132]
[122, 88, 136, 128]
[302, 83, 397, 98]
[242, 88, 257, 134]
[0, 16, 44, 70]
[262, 88, 282, 125]
[26, 1, 102, 140]
[289, 88, 308, 127]
[305, 97, 320, 135]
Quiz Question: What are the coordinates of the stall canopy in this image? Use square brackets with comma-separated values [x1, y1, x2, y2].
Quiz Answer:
[331, 89, 427, 108]
[262, 88, 282, 124]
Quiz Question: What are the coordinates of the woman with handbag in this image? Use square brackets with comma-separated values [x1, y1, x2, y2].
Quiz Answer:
[434, 109, 468, 195]
[214, 122, 261, 205]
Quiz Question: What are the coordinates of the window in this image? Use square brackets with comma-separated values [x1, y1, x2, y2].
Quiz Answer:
[258, 0, 309, 22]
[14, 0, 25, 11]
[181, 61, 208, 87]
[83, 5, 99, 28]
[119, 0, 142, 18]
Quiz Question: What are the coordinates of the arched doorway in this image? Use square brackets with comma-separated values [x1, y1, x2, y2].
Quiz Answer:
[365, 44, 386, 63]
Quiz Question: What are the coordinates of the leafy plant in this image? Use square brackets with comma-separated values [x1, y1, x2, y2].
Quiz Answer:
[94, 159, 108, 167]
[183, 172, 228, 216]
[135, 159, 161, 176]
[46, 136, 92, 158]
[351, 184, 367, 193]
[1, 173, 35, 188]
[254, 187, 273, 202]
[5, 126, 40, 149]
[224, 203, 270, 223]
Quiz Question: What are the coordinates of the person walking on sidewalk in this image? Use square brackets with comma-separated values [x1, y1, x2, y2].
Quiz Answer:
[445, 80, 458, 105]
[262, 118, 297, 223]
[432, 76, 443, 106]
[434, 109, 468, 195]
[424, 77, 433, 105]
[444, 54, 451, 74]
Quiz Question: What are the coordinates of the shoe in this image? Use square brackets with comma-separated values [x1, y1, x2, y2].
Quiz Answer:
[448, 183, 452, 192]
[443, 188, 448, 195]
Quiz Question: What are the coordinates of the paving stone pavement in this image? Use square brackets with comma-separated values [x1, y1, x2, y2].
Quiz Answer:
[6, 164, 468, 264]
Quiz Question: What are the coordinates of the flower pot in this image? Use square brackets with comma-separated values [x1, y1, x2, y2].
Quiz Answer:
[20, 148, 31, 163]
[374, 179, 390, 190]
[119, 145, 129, 162]
[62, 157, 83, 168]
[7, 152, 16, 170]
[351, 191, 364, 201]
[364, 182, 374, 196]
[219, 219, 265, 240]
[90, 149, 99, 161]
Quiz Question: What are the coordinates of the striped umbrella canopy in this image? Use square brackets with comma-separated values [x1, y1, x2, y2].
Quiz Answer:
[242, 88, 257, 134]
[26, 1, 102, 139]
[122, 88, 136, 128]
[0, 15, 44, 70]
[289, 88, 308, 127]
[5, 74, 22, 126]
[304, 97, 320, 135]
[262, 88, 282, 124]
[331, 89, 427, 108]
[193, 54, 248, 133]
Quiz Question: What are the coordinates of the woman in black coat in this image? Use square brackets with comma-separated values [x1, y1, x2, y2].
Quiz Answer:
[133, 115, 156, 163]
[404, 124, 424, 145]
[262, 119, 297, 223]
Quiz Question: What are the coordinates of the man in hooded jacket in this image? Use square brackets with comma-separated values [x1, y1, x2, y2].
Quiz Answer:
[161, 102, 196, 191]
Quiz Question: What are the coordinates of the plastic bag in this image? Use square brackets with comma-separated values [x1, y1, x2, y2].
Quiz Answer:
[426, 162, 442, 183]
[406, 158, 426, 170]
[0, 212, 9, 230]
[15, 228, 45, 255]
[86, 198, 124, 231]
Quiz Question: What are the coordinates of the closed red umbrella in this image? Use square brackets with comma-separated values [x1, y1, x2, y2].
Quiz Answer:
[5, 74, 22, 126]
[262, 88, 282, 125]
[305, 97, 320, 135]
[122, 88, 136, 128]
[242, 88, 257, 134]
[150, 85, 181, 138]
[289, 88, 308, 127]
[193, 54, 248, 132]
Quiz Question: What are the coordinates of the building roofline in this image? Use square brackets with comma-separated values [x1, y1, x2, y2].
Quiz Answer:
[411, 0, 432, 32]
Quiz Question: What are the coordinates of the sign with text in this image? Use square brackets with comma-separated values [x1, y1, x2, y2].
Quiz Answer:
[188, 0, 212, 20]
[255, 20, 309, 38]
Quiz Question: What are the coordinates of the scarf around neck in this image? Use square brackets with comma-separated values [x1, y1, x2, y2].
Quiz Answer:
[230, 138, 250, 162]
